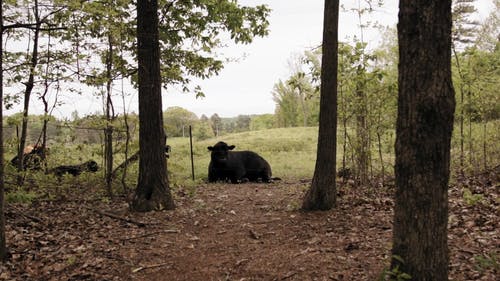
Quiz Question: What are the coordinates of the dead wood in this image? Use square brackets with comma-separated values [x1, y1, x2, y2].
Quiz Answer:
[86, 207, 146, 227]
[111, 151, 140, 179]
[123, 229, 180, 241]
[132, 262, 172, 273]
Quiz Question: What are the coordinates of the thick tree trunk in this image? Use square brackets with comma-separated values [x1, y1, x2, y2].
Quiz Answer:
[0, 0, 8, 260]
[131, 0, 175, 212]
[302, 0, 339, 211]
[391, 1, 455, 280]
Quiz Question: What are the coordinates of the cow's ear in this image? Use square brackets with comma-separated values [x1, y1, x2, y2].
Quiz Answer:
[207, 146, 214, 151]
[228, 145, 235, 150]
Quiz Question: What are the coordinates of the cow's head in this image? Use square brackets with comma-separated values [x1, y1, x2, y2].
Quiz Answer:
[208, 141, 235, 163]
[86, 160, 99, 172]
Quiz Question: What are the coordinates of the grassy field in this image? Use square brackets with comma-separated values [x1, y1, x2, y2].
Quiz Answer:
[167, 127, 320, 185]
[4, 120, 498, 196]
[167, 120, 499, 186]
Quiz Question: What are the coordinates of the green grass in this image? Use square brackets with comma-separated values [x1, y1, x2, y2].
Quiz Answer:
[450, 119, 500, 174]
[167, 127, 320, 183]
[4, 120, 498, 193]
[5, 190, 38, 204]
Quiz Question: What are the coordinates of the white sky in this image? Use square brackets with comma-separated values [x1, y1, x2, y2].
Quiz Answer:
[6, 0, 495, 119]
[163, 0, 399, 118]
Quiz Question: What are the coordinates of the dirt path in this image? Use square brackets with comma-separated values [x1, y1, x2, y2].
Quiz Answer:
[1, 175, 498, 280]
[128, 182, 393, 281]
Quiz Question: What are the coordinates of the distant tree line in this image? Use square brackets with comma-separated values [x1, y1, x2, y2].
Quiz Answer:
[162, 107, 275, 140]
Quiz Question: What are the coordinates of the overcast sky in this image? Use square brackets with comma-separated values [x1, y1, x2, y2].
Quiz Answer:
[9, 0, 495, 119]
[163, 0, 399, 118]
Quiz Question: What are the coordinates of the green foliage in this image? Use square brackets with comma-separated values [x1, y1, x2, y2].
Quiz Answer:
[3, 0, 80, 111]
[193, 120, 213, 141]
[235, 115, 251, 132]
[2, 115, 497, 192]
[163, 107, 199, 137]
[272, 32, 399, 182]
[6, 190, 38, 204]
[250, 114, 275, 131]
[453, 47, 500, 121]
[4, 111, 497, 191]
[273, 50, 321, 128]
[66, 255, 78, 265]
[378, 256, 412, 281]
[273, 79, 302, 127]
[450, 119, 500, 174]
[209, 113, 222, 136]
[155, 0, 270, 94]
[3, 0, 270, 126]
[214, 115, 254, 134]
[474, 253, 499, 273]
[462, 188, 484, 206]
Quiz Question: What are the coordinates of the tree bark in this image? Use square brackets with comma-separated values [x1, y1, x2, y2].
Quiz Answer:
[452, 46, 465, 174]
[391, 1, 455, 280]
[0, 0, 8, 261]
[355, 69, 369, 185]
[105, 33, 114, 198]
[302, 0, 339, 211]
[131, 0, 175, 212]
[17, 0, 41, 181]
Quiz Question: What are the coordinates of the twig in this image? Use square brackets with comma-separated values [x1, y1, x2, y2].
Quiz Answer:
[132, 262, 171, 273]
[86, 207, 146, 227]
[281, 271, 297, 280]
[253, 218, 282, 224]
[123, 229, 180, 241]
[7, 205, 43, 223]
[236, 259, 249, 266]
[249, 229, 261, 240]
[111, 151, 139, 178]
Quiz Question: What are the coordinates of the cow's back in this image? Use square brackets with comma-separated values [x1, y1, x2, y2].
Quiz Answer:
[232, 150, 272, 181]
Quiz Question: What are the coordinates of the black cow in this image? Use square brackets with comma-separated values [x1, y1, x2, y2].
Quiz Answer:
[207, 141, 278, 183]
[50, 160, 99, 178]
[10, 145, 46, 170]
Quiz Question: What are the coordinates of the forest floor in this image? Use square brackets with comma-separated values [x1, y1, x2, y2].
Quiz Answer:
[0, 168, 498, 281]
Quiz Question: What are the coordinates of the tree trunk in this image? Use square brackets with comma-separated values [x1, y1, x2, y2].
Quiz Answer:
[0, 0, 8, 260]
[302, 0, 339, 211]
[104, 126, 113, 197]
[17, 0, 41, 181]
[467, 88, 473, 171]
[131, 0, 175, 212]
[341, 85, 348, 176]
[298, 90, 309, 127]
[355, 72, 369, 186]
[482, 121, 487, 170]
[105, 34, 114, 198]
[120, 92, 131, 194]
[377, 130, 384, 186]
[452, 46, 465, 175]
[39, 42, 54, 172]
[391, 1, 455, 280]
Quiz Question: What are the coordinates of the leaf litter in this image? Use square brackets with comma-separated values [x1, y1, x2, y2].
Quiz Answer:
[0, 167, 498, 280]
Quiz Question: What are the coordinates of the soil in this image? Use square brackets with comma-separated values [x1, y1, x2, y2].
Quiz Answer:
[0, 170, 498, 281]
